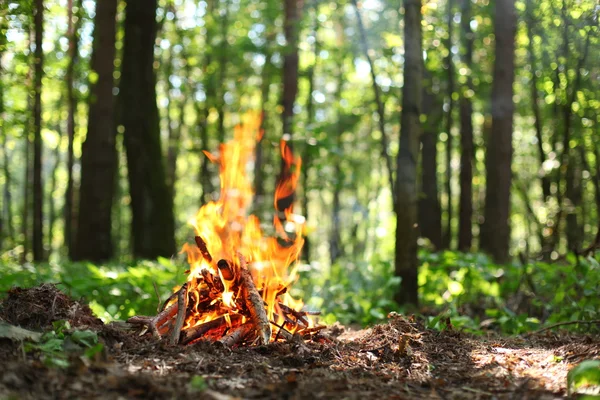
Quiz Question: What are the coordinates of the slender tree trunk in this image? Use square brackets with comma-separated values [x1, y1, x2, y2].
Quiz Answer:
[74, 0, 118, 261]
[119, 0, 175, 259]
[395, 0, 422, 307]
[277, 0, 302, 216]
[302, 11, 318, 262]
[457, 0, 474, 252]
[254, 47, 272, 206]
[22, 132, 31, 263]
[551, 32, 591, 253]
[566, 148, 583, 251]
[47, 130, 61, 254]
[64, 0, 82, 257]
[352, 0, 396, 201]
[330, 64, 344, 265]
[418, 78, 442, 250]
[480, 0, 516, 263]
[0, 28, 13, 247]
[442, 0, 455, 249]
[32, 0, 44, 261]
[198, 0, 216, 204]
[164, 24, 185, 198]
[525, 0, 550, 202]
[1, 132, 13, 245]
[216, 0, 229, 143]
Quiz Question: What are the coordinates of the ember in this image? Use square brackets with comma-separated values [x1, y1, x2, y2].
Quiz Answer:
[128, 114, 323, 346]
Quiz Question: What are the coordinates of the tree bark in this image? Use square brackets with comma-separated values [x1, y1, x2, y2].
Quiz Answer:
[550, 31, 591, 253]
[32, 0, 44, 261]
[302, 8, 318, 262]
[277, 0, 302, 215]
[74, 0, 118, 261]
[119, 0, 175, 259]
[281, 0, 301, 141]
[480, 0, 516, 263]
[64, 0, 82, 257]
[395, 0, 422, 307]
[216, 0, 229, 144]
[418, 77, 442, 250]
[442, 0, 455, 250]
[457, 0, 474, 252]
[47, 127, 61, 254]
[198, 0, 216, 204]
[525, 0, 550, 202]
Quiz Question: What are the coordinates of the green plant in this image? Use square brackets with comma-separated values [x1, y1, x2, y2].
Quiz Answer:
[23, 320, 104, 368]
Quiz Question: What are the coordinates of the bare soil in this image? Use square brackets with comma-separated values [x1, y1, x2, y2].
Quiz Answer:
[1, 284, 599, 399]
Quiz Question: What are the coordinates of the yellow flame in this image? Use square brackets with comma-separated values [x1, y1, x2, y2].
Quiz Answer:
[182, 112, 308, 336]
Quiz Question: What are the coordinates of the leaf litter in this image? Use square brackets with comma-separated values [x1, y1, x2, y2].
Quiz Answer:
[0, 285, 599, 399]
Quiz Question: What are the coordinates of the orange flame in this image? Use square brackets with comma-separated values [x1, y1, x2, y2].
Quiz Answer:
[181, 113, 310, 338]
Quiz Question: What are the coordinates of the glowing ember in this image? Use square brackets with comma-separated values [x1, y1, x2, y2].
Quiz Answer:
[128, 113, 320, 346]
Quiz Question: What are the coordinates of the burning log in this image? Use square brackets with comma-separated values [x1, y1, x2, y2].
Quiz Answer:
[238, 253, 271, 345]
[128, 119, 321, 347]
[169, 283, 188, 345]
[180, 314, 243, 345]
[218, 323, 254, 347]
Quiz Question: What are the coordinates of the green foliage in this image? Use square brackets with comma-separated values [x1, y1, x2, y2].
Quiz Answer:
[0, 257, 187, 321]
[296, 258, 400, 326]
[2, 250, 600, 336]
[568, 360, 600, 396]
[23, 320, 103, 369]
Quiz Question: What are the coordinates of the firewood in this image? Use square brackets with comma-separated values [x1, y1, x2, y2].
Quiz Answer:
[270, 320, 294, 342]
[217, 259, 235, 281]
[169, 283, 188, 345]
[238, 253, 271, 345]
[218, 323, 254, 347]
[128, 301, 179, 339]
[194, 235, 213, 262]
[180, 314, 242, 345]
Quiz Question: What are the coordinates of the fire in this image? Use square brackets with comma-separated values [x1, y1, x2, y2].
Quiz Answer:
[177, 113, 312, 343]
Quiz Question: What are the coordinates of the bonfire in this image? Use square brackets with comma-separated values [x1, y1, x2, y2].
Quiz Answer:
[128, 115, 322, 346]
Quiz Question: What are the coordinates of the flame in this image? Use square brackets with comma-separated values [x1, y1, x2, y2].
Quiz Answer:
[180, 112, 311, 341]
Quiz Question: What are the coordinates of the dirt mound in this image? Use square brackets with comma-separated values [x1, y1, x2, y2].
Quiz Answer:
[0, 284, 103, 330]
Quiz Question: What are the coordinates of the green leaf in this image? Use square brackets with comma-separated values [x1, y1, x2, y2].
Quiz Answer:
[84, 343, 105, 359]
[70, 330, 98, 348]
[189, 375, 207, 392]
[568, 360, 600, 395]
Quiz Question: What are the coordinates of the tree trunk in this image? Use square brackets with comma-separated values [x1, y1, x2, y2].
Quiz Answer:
[64, 0, 82, 257]
[525, 0, 550, 202]
[32, 0, 44, 261]
[281, 0, 301, 141]
[442, 0, 455, 250]
[198, 0, 216, 204]
[74, 0, 118, 261]
[119, 0, 175, 259]
[565, 148, 583, 251]
[550, 32, 591, 253]
[480, 0, 516, 263]
[418, 78, 442, 250]
[216, 0, 229, 144]
[47, 129, 61, 254]
[352, 0, 396, 200]
[277, 0, 302, 215]
[457, 0, 474, 252]
[302, 9, 318, 262]
[0, 28, 13, 248]
[254, 47, 272, 207]
[395, 0, 422, 307]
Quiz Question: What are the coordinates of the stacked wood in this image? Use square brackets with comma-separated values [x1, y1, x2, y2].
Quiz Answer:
[128, 236, 324, 347]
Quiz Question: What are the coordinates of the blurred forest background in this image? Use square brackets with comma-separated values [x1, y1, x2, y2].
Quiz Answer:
[0, 0, 599, 333]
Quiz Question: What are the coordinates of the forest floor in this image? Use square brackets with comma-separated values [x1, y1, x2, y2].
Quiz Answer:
[0, 285, 599, 399]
